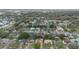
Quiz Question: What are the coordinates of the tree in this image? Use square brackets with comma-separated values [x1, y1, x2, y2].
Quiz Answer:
[43, 34, 53, 48]
[34, 34, 42, 41]
[8, 34, 14, 40]
[56, 41, 65, 49]
[55, 34, 66, 49]
[58, 34, 65, 41]
[43, 34, 49, 45]
[18, 32, 30, 40]
[70, 28, 76, 32]
[17, 32, 30, 48]
[0, 29, 9, 39]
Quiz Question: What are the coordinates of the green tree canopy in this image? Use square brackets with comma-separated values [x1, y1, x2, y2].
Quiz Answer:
[0, 29, 9, 38]
[18, 32, 30, 40]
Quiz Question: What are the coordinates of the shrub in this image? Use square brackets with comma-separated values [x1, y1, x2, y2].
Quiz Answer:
[33, 41, 41, 49]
